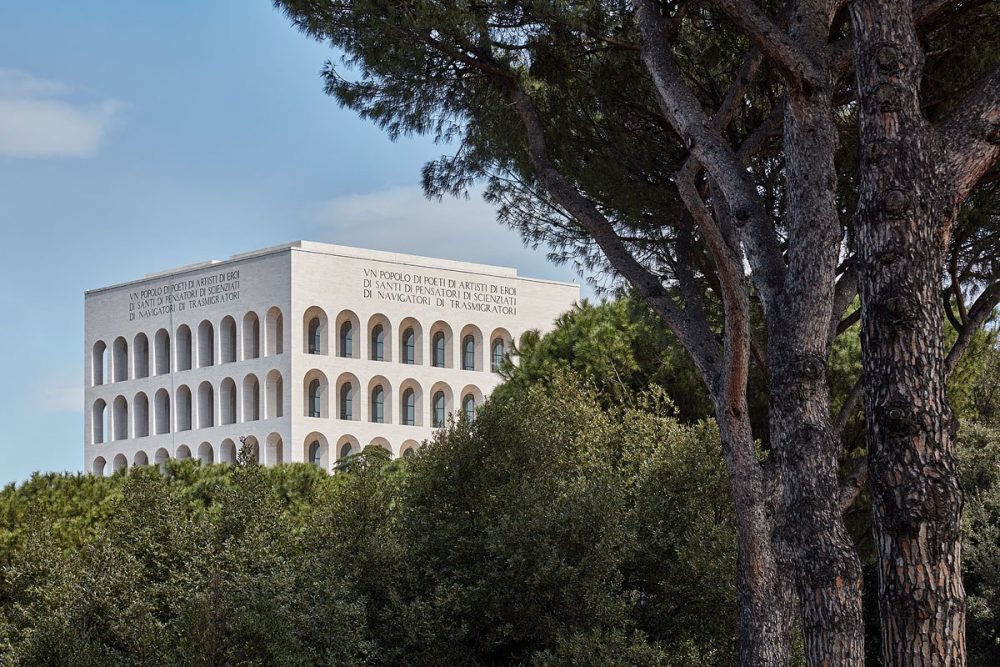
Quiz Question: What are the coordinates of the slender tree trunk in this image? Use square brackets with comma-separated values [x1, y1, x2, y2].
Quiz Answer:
[851, 1, 967, 663]
[715, 405, 795, 666]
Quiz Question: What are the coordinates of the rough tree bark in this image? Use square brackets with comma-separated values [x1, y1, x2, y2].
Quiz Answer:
[851, 0, 1000, 663]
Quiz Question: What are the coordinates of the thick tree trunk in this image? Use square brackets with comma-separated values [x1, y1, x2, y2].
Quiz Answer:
[715, 406, 795, 667]
[851, 1, 967, 663]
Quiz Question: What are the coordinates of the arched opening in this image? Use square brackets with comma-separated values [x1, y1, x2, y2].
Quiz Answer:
[336, 372, 361, 421]
[112, 337, 129, 382]
[266, 370, 283, 419]
[399, 318, 423, 365]
[133, 392, 149, 438]
[429, 321, 453, 368]
[112, 395, 128, 441]
[460, 385, 484, 423]
[489, 328, 513, 373]
[220, 439, 237, 464]
[368, 314, 392, 362]
[197, 320, 214, 368]
[176, 385, 192, 431]
[176, 444, 192, 460]
[133, 450, 149, 467]
[220, 378, 237, 425]
[367, 437, 392, 456]
[266, 307, 284, 356]
[220, 316, 237, 363]
[242, 374, 260, 421]
[198, 441, 214, 464]
[368, 376, 392, 424]
[335, 435, 359, 468]
[112, 453, 128, 474]
[399, 379, 423, 427]
[400, 439, 420, 458]
[460, 325, 484, 371]
[266, 432, 284, 466]
[197, 381, 214, 429]
[92, 398, 107, 444]
[335, 310, 360, 358]
[92, 456, 107, 476]
[371, 383, 385, 423]
[303, 369, 329, 419]
[432, 391, 446, 428]
[133, 333, 149, 379]
[154, 389, 170, 435]
[176, 325, 193, 371]
[242, 312, 260, 360]
[242, 436, 260, 463]
[92, 340, 108, 386]
[305, 433, 329, 469]
[303, 306, 329, 355]
[154, 329, 170, 375]
[154, 447, 170, 472]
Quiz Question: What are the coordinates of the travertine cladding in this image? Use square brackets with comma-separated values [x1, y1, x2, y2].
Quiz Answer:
[84, 241, 579, 475]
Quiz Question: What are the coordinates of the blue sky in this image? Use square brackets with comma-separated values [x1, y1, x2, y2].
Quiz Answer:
[0, 1, 583, 486]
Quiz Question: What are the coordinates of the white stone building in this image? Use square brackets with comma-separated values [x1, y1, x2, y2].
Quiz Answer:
[84, 241, 579, 475]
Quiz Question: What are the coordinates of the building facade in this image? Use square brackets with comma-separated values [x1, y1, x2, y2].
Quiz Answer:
[84, 241, 579, 475]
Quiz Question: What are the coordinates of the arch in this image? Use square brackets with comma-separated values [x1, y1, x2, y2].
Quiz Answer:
[197, 381, 214, 429]
[220, 316, 238, 363]
[198, 441, 214, 464]
[133, 450, 149, 467]
[304, 432, 329, 469]
[398, 379, 423, 427]
[112, 395, 128, 441]
[197, 320, 214, 368]
[397, 317, 422, 365]
[91, 340, 108, 386]
[112, 453, 128, 474]
[175, 444, 192, 460]
[265, 306, 284, 356]
[460, 324, 484, 371]
[303, 306, 329, 355]
[92, 456, 107, 476]
[489, 327, 514, 373]
[242, 374, 260, 421]
[133, 392, 150, 438]
[265, 432, 284, 466]
[154, 389, 170, 435]
[220, 378, 237, 425]
[335, 310, 360, 358]
[176, 384, 192, 431]
[336, 372, 361, 421]
[303, 369, 329, 418]
[400, 439, 420, 458]
[265, 370, 284, 419]
[176, 324, 193, 371]
[368, 375, 392, 424]
[242, 311, 260, 360]
[154, 447, 170, 472]
[112, 337, 129, 382]
[91, 398, 108, 444]
[335, 434, 360, 465]
[154, 329, 170, 375]
[219, 438, 237, 464]
[133, 332, 150, 379]
[368, 313, 392, 362]
[429, 381, 453, 428]
[367, 437, 392, 455]
[429, 321, 454, 368]
[242, 436, 260, 463]
[460, 384, 485, 423]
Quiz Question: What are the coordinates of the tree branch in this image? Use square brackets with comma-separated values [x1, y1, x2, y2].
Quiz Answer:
[945, 282, 1000, 379]
[939, 63, 1000, 202]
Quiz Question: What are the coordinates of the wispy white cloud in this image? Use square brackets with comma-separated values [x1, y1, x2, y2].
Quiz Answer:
[39, 371, 84, 414]
[0, 68, 120, 158]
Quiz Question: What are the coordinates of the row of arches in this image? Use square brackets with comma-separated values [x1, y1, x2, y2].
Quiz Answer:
[303, 370, 483, 428]
[304, 308, 513, 373]
[90, 371, 283, 444]
[91, 307, 283, 386]
[90, 433, 421, 476]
